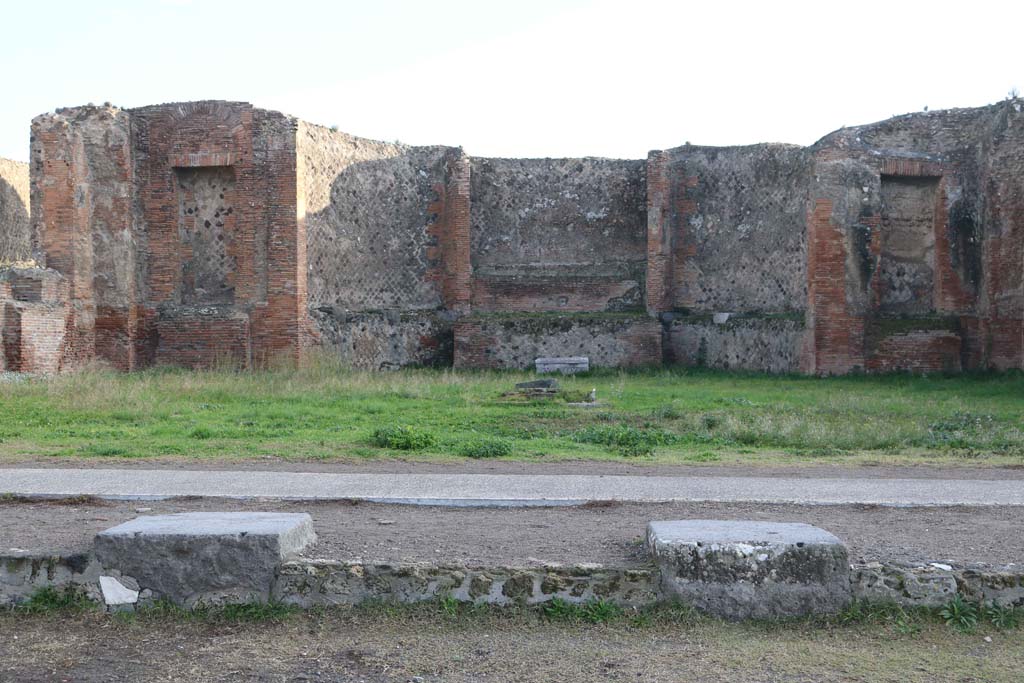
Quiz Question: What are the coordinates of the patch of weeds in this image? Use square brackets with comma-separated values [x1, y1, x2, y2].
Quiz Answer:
[985, 602, 1021, 630]
[80, 444, 133, 457]
[440, 595, 460, 618]
[541, 597, 578, 621]
[570, 424, 677, 457]
[215, 601, 299, 623]
[836, 599, 922, 632]
[928, 411, 996, 448]
[133, 599, 298, 623]
[713, 397, 754, 407]
[542, 597, 622, 624]
[16, 586, 95, 614]
[527, 407, 569, 420]
[787, 447, 849, 458]
[189, 427, 214, 440]
[650, 404, 683, 420]
[939, 595, 979, 633]
[633, 601, 699, 627]
[683, 451, 720, 463]
[371, 425, 436, 450]
[559, 389, 594, 403]
[700, 413, 723, 430]
[487, 425, 541, 440]
[580, 599, 622, 623]
[454, 437, 513, 459]
[133, 597, 187, 620]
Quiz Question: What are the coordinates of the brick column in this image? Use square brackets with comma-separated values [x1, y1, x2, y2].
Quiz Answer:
[805, 198, 865, 374]
[441, 149, 472, 313]
[645, 151, 671, 314]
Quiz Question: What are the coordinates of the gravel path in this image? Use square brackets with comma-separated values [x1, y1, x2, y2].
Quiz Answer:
[3, 496, 1021, 566]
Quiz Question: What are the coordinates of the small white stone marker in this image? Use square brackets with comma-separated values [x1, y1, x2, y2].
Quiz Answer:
[99, 576, 139, 607]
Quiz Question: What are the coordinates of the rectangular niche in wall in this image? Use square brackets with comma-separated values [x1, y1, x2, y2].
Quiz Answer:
[175, 166, 237, 306]
[878, 175, 938, 315]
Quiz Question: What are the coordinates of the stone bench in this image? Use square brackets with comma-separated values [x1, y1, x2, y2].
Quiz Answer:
[647, 520, 851, 620]
[535, 356, 589, 374]
[94, 512, 316, 606]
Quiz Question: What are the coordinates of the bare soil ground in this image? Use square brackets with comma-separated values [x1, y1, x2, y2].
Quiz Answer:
[3, 496, 1022, 566]
[2, 609, 1021, 683]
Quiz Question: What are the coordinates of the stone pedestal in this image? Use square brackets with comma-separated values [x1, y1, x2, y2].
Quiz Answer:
[95, 512, 315, 606]
[647, 520, 851, 620]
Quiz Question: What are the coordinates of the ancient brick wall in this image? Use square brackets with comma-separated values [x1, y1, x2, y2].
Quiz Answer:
[470, 158, 647, 313]
[0, 267, 69, 373]
[645, 144, 812, 372]
[804, 102, 1022, 373]
[0, 158, 30, 264]
[16, 98, 1024, 374]
[30, 102, 306, 371]
[30, 106, 133, 370]
[130, 102, 304, 369]
[647, 144, 810, 314]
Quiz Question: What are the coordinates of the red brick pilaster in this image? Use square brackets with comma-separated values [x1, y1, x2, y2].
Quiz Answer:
[645, 151, 671, 314]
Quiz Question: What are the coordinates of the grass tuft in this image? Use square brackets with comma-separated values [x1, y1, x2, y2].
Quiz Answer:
[16, 586, 95, 614]
[453, 437, 514, 459]
[371, 425, 437, 451]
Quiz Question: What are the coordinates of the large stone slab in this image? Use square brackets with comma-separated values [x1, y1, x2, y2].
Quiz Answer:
[535, 356, 589, 374]
[647, 520, 850, 620]
[94, 512, 315, 606]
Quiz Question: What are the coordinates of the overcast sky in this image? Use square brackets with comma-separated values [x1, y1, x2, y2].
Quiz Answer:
[2, 0, 1021, 162]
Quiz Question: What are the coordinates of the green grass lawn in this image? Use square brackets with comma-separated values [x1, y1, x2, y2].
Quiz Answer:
[1, 361, 1022, 467]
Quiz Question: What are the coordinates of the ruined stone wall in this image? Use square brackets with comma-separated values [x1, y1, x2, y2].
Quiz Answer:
[645, 144, 812, 372]
[17, 98, 1024, 374]
[299, 123, 464, 367]
[30, 102, 307, 371]
[470, 157, 647, 313]
[805, 101, 1023, 374]
[0, 158, 30, 264]
[647, 144, 810, 314]
[454, 314, 661, 370]
[301, 125, 453, 312]
[666, 315, 805, 374]
[30, 106, 133, 370]
[130, 102, 304, 369]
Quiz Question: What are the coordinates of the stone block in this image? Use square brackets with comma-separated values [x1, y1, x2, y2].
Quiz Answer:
[535, 356, 589, 374]
[94, 512, 316, 606]
[647, 520, 850, 620]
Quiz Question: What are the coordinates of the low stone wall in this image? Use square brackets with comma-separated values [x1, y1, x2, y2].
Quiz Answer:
[274, 561, 658, 607]
[454, 314, 662, 370]
[4, 551, 1023, 611]
[665, 315, 807, 374]
[310, 309, 454, 369]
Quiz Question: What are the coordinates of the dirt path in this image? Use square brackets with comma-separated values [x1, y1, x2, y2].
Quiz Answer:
[2, 610, 1021, 683]
[3, 496, 1022, 566]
